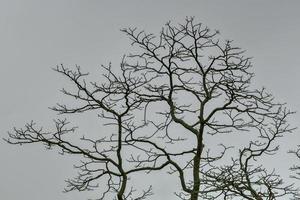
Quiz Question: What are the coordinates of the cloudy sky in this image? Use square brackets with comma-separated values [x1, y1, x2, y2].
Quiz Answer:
[1, 1, 300, 199]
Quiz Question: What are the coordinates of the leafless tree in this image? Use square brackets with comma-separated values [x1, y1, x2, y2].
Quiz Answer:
[5, 17, 299, 200]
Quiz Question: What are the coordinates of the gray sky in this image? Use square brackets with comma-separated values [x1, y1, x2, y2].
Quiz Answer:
[1, 0, 300, 199]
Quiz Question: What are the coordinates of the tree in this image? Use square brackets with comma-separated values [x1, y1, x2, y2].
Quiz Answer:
[5, 17, 299, 200]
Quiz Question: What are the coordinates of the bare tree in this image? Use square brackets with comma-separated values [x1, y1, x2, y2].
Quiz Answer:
[5, 17, 298, 200]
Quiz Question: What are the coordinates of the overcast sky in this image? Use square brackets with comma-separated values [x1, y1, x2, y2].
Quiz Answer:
[1, 1, 300, 199]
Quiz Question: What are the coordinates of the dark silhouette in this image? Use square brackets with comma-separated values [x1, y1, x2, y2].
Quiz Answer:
[6, 17, 299, 200]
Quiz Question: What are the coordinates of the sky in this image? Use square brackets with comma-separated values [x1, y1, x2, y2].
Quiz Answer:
[1, 0, 300, 199]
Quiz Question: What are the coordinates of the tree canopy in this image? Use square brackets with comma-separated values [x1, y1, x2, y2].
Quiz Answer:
[6, 17, 299, 200]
